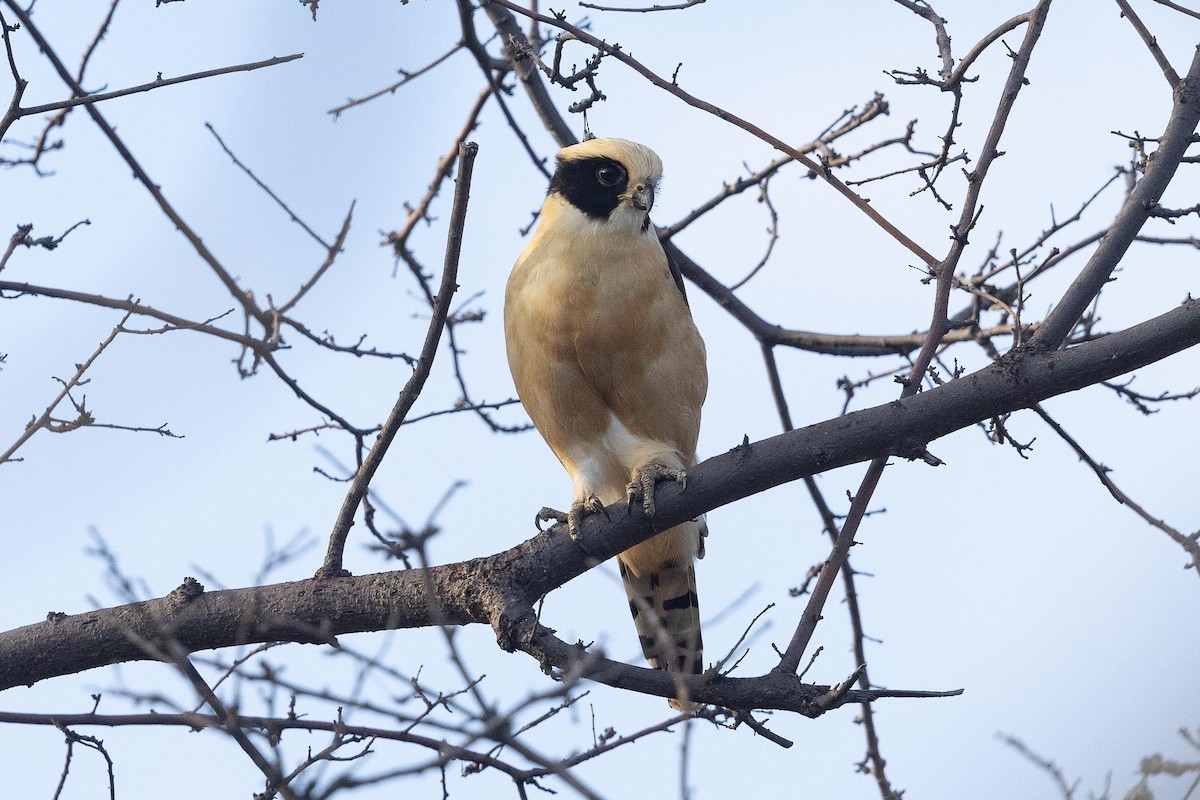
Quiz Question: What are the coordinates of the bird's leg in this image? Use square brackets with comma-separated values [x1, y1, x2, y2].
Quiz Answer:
[627, 461, 688, 518]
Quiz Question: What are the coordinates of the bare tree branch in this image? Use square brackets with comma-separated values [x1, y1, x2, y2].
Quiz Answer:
[1152, 0, 1200, 20]
[14, 53, 303, 119]
[4, 296, 1197, 697]
[1114, 0, 1182, 88]
[774, 0, 1052, 677]
[1033, 47, 1200, 348]
[5, 2, 272, 330]
[483, 0, 940, 268]
[319, 142, 479, 577]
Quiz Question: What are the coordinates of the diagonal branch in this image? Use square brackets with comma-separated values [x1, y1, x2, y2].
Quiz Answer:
[1033, 46, 1200, 349]
[774, 0, 1053, 678]
[1032, 404, 1200, 570]
[318, 142, 479, 577]
[5, 3, 273, 331]
[1114, 0, 1182, 88]
[1152, 0, 1200, 20]
[205, 122, 333, 251]
[1, 313, 129, 463]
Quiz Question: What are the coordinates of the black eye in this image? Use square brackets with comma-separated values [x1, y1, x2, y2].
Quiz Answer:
[596, 163, 625, 187]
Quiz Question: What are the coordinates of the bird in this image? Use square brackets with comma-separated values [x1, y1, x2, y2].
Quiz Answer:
[504, 137, 708, 709]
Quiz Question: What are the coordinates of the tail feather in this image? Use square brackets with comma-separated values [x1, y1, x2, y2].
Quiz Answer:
[618, 538, 703, 710]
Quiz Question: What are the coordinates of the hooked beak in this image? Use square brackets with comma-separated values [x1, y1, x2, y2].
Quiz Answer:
[631, 183, 655, 213]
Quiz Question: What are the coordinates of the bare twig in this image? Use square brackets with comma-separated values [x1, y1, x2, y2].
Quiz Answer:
[329, 43, 464, 118]
[579, 0, 705, 11]
[1114, 0, 1182, 88]
[205, 122, 333, 250]
[276, 202, 355, 315]
[999, 733, 1080, 799]
[1032, 405, 1200, 575]
[1151, 0, 1200, 20]
[0, 220, 90, 273]
[319, 142, 479, 577]
[0, 8, 28, 143]
[2, 314, 129, 463]
[15, 54, 304, 119]
[891, 0, 954, 80]
[52, 724, 116, 800]
[727, 175, 779, 291]
[385, 88, 492, 259]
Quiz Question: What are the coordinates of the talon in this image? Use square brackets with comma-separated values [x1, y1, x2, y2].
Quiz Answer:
[567, 494, 605, 540]
[589, 495, 610, 520]
[535, 507, 568, 532]
[629, 462, 688, 518]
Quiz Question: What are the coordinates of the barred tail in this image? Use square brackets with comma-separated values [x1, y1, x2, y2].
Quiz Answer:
[618, 529, 703, 710]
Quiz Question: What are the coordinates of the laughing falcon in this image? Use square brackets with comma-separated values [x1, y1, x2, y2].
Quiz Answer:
[504, 138, 708, 707]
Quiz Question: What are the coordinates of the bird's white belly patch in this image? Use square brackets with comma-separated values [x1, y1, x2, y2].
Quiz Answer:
[567, 413, 681, 505]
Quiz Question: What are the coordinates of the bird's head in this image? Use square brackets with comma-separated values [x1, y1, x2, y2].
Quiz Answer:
[547, 138, 663, 232]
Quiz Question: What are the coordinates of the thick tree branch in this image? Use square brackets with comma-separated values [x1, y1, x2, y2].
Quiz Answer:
[4, 297, 1197, 700]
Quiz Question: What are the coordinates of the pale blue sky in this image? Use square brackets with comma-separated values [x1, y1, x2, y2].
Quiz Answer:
[2, 2, 1198, 798]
